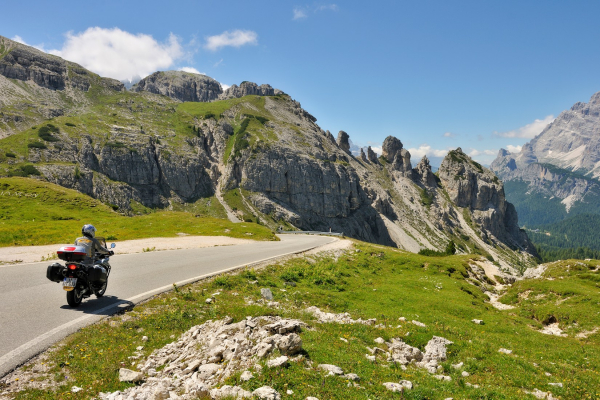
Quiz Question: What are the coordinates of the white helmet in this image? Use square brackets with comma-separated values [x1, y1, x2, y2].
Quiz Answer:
[82, 224, 96, 238]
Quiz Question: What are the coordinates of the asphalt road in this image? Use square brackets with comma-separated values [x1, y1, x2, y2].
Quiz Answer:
[0, 234, 334, 378]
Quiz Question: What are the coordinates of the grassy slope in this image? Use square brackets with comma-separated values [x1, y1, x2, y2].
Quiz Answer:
[0, 177, 275, 246]
[9, 244, 599, 399]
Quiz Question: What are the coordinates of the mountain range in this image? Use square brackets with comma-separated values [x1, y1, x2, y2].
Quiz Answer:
[0, 35, 538, 271]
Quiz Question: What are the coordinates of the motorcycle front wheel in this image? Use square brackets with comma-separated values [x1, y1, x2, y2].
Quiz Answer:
[66, 287, 83, 307]
[95, 281, 107, 298]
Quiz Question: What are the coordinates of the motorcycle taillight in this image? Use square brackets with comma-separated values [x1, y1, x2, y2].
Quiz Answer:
[67, 263, 77, 270]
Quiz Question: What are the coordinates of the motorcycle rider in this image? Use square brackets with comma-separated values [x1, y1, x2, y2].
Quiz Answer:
[74, 224, 113, 266]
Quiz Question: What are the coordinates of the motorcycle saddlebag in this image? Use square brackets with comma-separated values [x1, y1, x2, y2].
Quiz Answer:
[46, 263, 65, 283]
[88, 265, 108, 284]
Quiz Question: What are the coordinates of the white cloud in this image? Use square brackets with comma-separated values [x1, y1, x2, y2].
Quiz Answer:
[179, 67, 204, 75]
[316, 4, 338, 11]
[495, 115, 555, 138]
[48, 27, 184, 82]
[293, 4, 338, 20]
[407, 144, 449, 159]
[204, 30, 258, 51]
[213, 58, 224, 68]
[293, 8, 308, 20]
[443, 132, 455, 138]
[506, 145, 522, 153]
[221, 83, 231, 91]
[11, 35, 26, 44]
[468, 149, 496, 157]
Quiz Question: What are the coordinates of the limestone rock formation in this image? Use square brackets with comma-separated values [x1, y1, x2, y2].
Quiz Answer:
[0, 35, 124, 138]
[219, 82, 279, 100]
[382, 136, 412, 174]
[367, 146, 379, 163]
[0, 44, 537, 270]
[337, 130, 350, 153]
[414, 156, 437, 187]
[132, 71, 222, 102]
[491, 90, 600, 220]
[439, 148, 535, 253]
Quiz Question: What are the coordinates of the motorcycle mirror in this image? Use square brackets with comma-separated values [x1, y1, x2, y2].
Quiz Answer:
[110, 243, 116, 248]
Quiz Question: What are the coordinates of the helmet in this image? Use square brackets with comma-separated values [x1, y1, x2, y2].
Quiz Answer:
[82, 224, 96, 238]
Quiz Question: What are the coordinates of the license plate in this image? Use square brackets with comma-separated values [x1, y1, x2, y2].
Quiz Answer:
[63, 277, 77, 291]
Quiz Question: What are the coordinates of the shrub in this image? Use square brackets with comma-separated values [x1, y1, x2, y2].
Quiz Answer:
[74, 166, 81, 179]
[27, 141, 47, 149]
[38, 124, 60, 142]
[5, 152, 16, 158]
[65, 122, 76, 127]
[8, 164, 41, 177]
[204, 112, 216, 120]
[106, 141, 126, 149]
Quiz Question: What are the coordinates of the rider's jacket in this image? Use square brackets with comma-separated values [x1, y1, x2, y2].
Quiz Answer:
[74, 236, 110, 265]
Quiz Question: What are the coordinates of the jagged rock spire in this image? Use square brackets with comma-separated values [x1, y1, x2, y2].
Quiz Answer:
[337, 131, 350, 153]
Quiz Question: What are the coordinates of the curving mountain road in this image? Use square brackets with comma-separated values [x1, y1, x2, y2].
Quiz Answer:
[0, 234, 334, 378]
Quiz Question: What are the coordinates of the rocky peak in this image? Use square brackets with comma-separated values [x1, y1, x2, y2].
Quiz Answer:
[414, 156, 437, 187]
[337, 130, 350, 153]
[382, 136, 411, 173]
[0, 35, 124, 92]
[438, 149, 534, 254]
[367, 146, 378, 163]
[132, 71, 222, 102]
[219, 81, 281, 100]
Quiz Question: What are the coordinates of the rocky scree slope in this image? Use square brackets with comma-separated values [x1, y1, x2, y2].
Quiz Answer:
[491, 90, 600, 221]
[0, 41, 536, 270]
[0, 35, 124, 138]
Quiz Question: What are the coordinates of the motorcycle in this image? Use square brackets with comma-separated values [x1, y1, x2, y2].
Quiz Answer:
[46, 239, 116, 307]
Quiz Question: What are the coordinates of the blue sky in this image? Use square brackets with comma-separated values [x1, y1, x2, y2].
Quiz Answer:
[3, 0, 600, 165]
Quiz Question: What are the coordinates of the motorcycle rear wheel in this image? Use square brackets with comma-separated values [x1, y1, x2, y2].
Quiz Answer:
[66, 287, 83, 307]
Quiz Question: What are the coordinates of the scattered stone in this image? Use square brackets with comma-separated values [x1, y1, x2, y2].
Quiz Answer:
[434, 374, 452, 381]
[374, 337, 385, 344]
[342, 373, 360, 381]
[418, 336, 453, 373]
[383, 380, 412, 393]
[498, 348, 512, 354]
[452, 362, 464, 369]
[461, 371, 470, 377]
[472, 319, 484, 325]
[465, 382, 480, 388]
[548, 383, 563, 388]
[412, 320, 426, 327]
[544, 372, 552, 377]
[261, 288, 274, 300]
[210, 385, 252, 399]
[142, 336, 148, 342]
[253, 386, 281, 400]
[136, 346, 144, 351]
[118, 368, 144, 383]
[340, 337, 348, 343]
[365, 355, 376, 362]
[306, 397, 319, 400]
[398, 317, 406, 322]
[318, 364, 344, 375]
[267, 356, 289, 368]
[240, 371, 254, 381]
[306, 306, 376, 325]
[540, 323, 567, 337]
[71, 386, 83, 393]
[205, 297, 213, 304]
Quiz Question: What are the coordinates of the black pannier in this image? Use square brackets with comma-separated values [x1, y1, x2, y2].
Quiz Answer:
[46, 263, 65, 282]
[88, 265, 108, 284]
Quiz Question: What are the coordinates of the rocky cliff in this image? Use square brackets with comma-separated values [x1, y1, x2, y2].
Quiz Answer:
[0, 43, 537, 271]
[131, 71, 222, 102]
[491, 90, 600, 222]
[0, 35, 124, 138]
